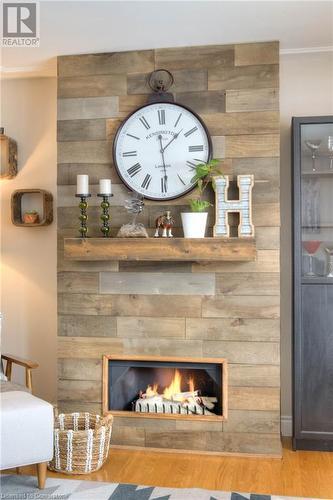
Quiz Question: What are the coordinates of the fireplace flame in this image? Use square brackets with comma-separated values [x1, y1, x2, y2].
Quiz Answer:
[143, 369, 197, 401]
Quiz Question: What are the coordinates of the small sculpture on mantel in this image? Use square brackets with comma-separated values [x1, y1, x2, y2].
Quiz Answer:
[154, 211, 174, 238]
[117, 191, 149, 238]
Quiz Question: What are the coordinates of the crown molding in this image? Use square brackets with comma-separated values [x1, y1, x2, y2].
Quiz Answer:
[280, 45, 333, 55]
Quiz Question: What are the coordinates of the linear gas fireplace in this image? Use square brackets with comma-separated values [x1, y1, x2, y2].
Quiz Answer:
[102, 355, 228, 421]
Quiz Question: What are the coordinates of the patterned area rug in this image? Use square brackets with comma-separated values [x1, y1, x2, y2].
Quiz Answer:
[0, 475, 320, 500]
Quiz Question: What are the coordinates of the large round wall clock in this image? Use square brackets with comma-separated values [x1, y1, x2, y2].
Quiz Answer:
[113, 96, 212, 201]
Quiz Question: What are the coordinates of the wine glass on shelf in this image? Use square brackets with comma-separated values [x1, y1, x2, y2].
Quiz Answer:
[328, 136, 333, 170]
[324, 245, 333, 277]
[302, 240, 321, 277]
[305, 140, 321, 172]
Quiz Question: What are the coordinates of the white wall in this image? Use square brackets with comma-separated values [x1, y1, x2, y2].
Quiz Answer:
[1, 50, 332, 421]
[280, 51, 333, 424]
[0, 77, 57, 402]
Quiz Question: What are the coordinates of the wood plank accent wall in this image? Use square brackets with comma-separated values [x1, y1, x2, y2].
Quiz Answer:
[57, 41, 281, 456]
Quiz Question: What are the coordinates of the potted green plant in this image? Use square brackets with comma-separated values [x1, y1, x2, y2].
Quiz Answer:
[23, 210, 39, 224]
[181, 159, 221, 238]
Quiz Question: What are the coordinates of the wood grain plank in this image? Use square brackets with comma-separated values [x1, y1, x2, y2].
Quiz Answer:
[122, 338, 203, 357]
[57, 97, 118, 120]
[229, 387, 280, 411]
[216, 273, 280, 295]
[58, 379, 102, 402]
[63, 238, 256, 262]
[186, 318, 280, 341]
[119, 94, 148, 114]
[117, 317, 185, 338]
[58, 141, 113, 164]
[127, 69, 208, 95]
[57, 119, 106, 142]
[58, 74, 127, 98]
[58, 401, 102, 414]
[225, 134, 280, 158]
[58, 358, 101, 380]
[223, 410, 280, 434]
[58, 272, 99, 293]
[57, 163, 121, 185]
[202, 295, 280, 319]
[176, 91, 225, 114]
[203, 340, 280, 364]
[155, 45, 234, 70]
[58, 50, 154, 77]
[235, 42, 279, 66]
[58, 315, 117, 337]
[106, 118, 124, 139]
[58, 293, 202, 317]
[226, 88, 279, 113]
[202, 111, 279, 135]
[255, 227, 280, 250]
[58, 251, 119, 272]
[208, 64, 279, 91]
[111, 426, 145, 447]
[205, 432, 282, 455]
[58, 336, 124, 358]
[100, 272, 215, 295]
[192, 250, 280, 273]
[229, 364, 280, 387]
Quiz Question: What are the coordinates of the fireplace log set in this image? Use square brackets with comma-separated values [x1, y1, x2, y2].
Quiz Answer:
[133, 390, 218, 416]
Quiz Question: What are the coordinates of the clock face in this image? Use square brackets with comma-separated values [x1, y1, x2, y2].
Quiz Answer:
[113, 102, 211, 200]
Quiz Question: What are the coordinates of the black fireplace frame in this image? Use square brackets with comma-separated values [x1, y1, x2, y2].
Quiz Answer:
[102, 355, 228, 421]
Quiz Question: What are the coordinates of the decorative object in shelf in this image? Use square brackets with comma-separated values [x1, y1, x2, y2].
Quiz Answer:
[305, 139, 321, 172]
[302, 240, 321, 277]
[324, 245, 333, 278]
[97, 179, 113, 238]
[328, 136, 333, 169]
[11, 189, 53, 227]
[23, 211, 39, 224]
[154, 211, 174, 238]
[213, 174, 254, 238]
[76, 175, 91, 238]
[0, 127, 17, 179]
[181, 159, 221, 238]
[117, 191, 148, 238]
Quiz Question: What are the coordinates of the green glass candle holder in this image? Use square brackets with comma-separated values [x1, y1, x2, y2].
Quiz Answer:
[75, 194, 91, 238]
[97, 194, 113, 237]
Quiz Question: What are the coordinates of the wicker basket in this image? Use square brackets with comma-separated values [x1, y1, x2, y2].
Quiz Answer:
[48, 412, 113, 474]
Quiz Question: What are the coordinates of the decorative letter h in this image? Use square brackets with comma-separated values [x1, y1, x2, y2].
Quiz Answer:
[213, 175, 254, 238]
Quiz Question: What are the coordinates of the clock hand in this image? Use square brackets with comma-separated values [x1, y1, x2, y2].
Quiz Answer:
[162, 129, 183, 152]
[158, 135, 168, 191]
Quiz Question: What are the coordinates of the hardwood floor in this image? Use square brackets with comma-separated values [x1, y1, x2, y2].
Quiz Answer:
[16, 439, 333, 499]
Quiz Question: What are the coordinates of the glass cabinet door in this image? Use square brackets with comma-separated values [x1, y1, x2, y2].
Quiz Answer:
[300, 121, 333, 280]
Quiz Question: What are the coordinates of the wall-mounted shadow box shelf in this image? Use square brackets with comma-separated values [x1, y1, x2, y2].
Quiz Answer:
[64, 237, 256, 262]
[11, 189, 53, 227]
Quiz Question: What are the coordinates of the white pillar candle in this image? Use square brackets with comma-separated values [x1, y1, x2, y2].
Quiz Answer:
[76, 175, 89, 195]
[99, 179, 112, 195]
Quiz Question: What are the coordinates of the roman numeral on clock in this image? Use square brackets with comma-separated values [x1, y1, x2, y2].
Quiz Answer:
[141, 174, 152, 189]
[189, 145, 204, 152]
[186, 160, 197, 169]
[161, 177, 168, 193]
[122, 151, 137, 157]
[174, 113, 182, 128]
[127, 163, 142, 177]
[177, 174, 185, 185]
[184, 126, 198, 137]
[139, 116, 150, 130]
[158, 109, 166, 125]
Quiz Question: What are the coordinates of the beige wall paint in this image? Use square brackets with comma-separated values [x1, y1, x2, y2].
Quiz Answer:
[280, 51, 333, 419]
[0, 50, 332, 421]
[0, 77, 57, 401]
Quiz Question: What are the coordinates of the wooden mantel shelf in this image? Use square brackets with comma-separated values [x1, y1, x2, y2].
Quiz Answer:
[64, 237, 256, 262]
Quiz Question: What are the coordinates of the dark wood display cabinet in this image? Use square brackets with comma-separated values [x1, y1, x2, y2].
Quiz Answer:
[292, 116, 333, 451]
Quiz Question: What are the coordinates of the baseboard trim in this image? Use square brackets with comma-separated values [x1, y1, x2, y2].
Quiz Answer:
[281, 415, 292, 437]
[110, 444, 282, 459]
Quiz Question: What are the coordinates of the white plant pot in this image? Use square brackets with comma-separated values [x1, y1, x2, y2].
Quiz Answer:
[181, 212, 208, 238]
